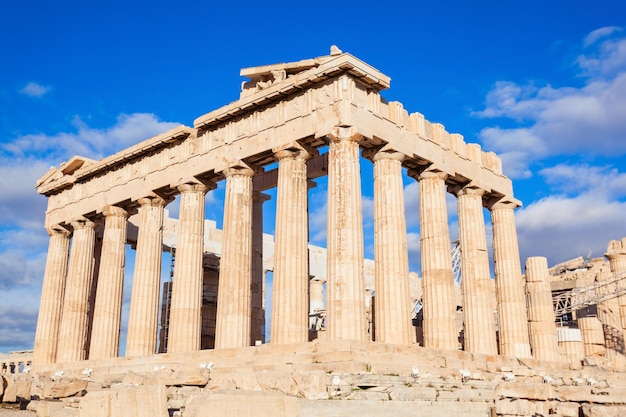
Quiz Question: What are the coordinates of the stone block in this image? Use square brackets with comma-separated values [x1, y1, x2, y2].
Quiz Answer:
[232, 372, 262, 391]
[42, 378, 88, 399]
[121, 371, 147, 385]
[255, 371, 298, 396]
[554, 401, 581, 417]
[51, 406, 79, 417]
[437, 388, 495, 402]
[495, 398, 550, 416]
[145, 369, 209, 386]
[184, 391, 298, 417]
[204, 374, 237, 391]
[291, 370, 328, 399]
[79, 384, 168, 417]
[27, 399, 66, 417]
[3, 375, 17, 402]
[557, 386, 626, 404]
[495, 381, 556, 400]
[582, 404, 626, 417]
[388, 386, 437, 401]
[347, 390, 389, 400]
[15, 378, 32, 401]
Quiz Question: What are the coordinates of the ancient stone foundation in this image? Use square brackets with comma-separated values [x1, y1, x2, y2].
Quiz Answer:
[4, 341, 626, 417]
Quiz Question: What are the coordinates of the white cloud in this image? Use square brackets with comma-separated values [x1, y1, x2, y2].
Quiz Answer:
[578, 32, 626, 77]
[0, 288, 40, 351]
[4, 113, 180, 161]
[516, 193, 626, 265]
[540, 163, 626, 198]
[514, 161, 626, 264]
[475, 29, 626, 179]
[583, 26, 622, 48]
[20, 82, 51, 98]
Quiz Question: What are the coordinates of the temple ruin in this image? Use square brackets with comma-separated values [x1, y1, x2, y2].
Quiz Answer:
[3, 47, 626, 416]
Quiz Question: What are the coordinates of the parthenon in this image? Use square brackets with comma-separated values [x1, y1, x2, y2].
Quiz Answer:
[6, 48, 626, 416]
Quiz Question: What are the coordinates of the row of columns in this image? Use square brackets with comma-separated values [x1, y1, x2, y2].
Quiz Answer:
[34, 132, 531, 366]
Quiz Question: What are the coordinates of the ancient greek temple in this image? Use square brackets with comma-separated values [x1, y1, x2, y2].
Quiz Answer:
[32, 47, 533, 367]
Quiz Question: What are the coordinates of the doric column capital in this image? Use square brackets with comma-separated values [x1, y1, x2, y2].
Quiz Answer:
[326, 127, 362, 144]
[606, 238, 626, 259]
[450, 183, 485, 198]
[137, 194, 173, 208]
[46, 224, 71, 237]
[223, 162, 255, 178]
[102, 205, 130, 218]
[362, 144, 406, 163]
[487, 197, 521, 211]
[70, 217, 96, 230]
[273, 141, 318, 161]
[372, 150, 405, 162]
[176, 182, 211, 194]
[407, 165, 448, 182]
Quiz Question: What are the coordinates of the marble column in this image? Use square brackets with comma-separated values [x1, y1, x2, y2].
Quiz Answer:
[215, 165, 254, 349]
[251, 191, 269, 345]
[525, 256, 559, 362]
[595, 265, 626, 368]
[606, 238, 626, 341]
[168, 183, 209, 353]
[271, 147, 312, 344]
[411, 167, 457, 351]
[372, 150, 412, 344]
[89, 206, 129, 359]
[33, 225, 71, 365]
[326, 132, 367, 341]
[57, 218, 97, 363]
[454, 184, 497, 354]
[126, 195, 170, 357]
[579, 316, 606, 358]
[490, 200, 532, 358]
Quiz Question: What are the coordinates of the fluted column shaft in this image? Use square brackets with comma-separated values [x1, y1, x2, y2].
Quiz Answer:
[596, 265, 626, 368]
[126, 196, 170, 357]
[606, 238, 626, 341]
[413, 168, 457, 350]
[455, 185, 497, 354]
[525, 256, 559, 362]
[491, 201, 532, 358]
[326, 133, 367, 341]
[271, 149, 311, 344]
[168, 183, 209, 353]
[89, 206, 129, 359]
[251, 192, 269, 344]
[215, 166, 254, 349]
[372, 151, 412, 344]
[57, 219, 96, 362]
[33, 226, 71, 365]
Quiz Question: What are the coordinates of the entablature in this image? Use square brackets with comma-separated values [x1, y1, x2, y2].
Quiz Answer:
[37, 50, 519, 228]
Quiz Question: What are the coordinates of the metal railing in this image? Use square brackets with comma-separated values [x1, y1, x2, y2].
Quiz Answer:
[553, 271, 626, 317]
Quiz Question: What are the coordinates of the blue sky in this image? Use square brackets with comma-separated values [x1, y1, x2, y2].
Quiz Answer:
[1, 1, 625, 353]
